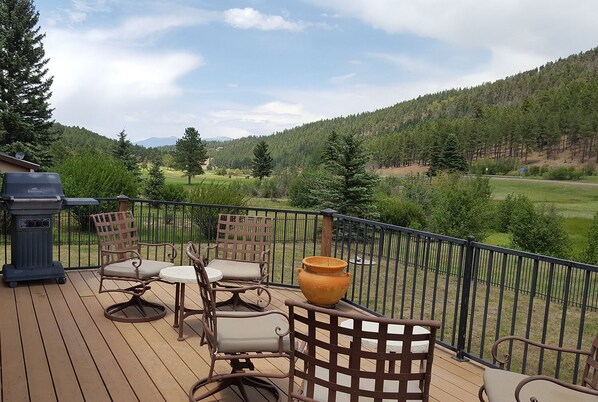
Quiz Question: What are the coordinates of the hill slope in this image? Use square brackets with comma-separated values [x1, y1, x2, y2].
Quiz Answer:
[210, 47, 598, 170]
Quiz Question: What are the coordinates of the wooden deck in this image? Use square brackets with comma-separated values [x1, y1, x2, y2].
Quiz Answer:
[0, 270, 484, 402]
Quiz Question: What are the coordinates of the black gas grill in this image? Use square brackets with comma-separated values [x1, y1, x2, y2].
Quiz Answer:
[1, 172, 98, 287]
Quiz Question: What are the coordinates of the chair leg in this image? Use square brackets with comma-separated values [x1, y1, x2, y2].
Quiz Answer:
[104, 295, 166, 323]
[189, 361, 280, 402]
[478, 384, 487, 401]
[189, 374, 280, 402]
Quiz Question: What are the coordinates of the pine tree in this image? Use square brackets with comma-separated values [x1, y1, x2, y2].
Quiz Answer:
[427, 136, 442, 177]
[144, 161, 165, 200]
[251, 139, 274, 181]
[112, 130, 140, 180]
[173, 127, 207, 184]
[312, 132, 378, 218]
[441, 134, 468, 173]
[0, 0, 55, 167]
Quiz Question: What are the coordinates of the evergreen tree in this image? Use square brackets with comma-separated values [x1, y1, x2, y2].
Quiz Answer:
[112, 130, 140, 180]
[144, 161, 165, 200]
[427, 136, 442, 177]
[0, 0, 55, 168]
[173, 127, 207, 184]
[312, 132, 378, 218]
[251, 139, 273, 181]
[441, 134, 468, 173]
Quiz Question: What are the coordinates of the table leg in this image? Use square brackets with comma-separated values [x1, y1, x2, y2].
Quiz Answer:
[173, 282, 180, 328]
[178, 283, 186, 341]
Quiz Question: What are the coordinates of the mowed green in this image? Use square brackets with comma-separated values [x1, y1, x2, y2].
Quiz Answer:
[490, 177, 598, 219]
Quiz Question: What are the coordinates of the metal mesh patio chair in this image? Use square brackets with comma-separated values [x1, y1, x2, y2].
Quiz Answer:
[186, 241, 291, 401]
[285, 299, 440, 402]
[91, 211, 176, 322]
[202, 213, 274, 310]
[479, 334, 598, 402]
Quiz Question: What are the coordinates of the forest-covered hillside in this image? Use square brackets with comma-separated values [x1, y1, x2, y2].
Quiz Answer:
[210, 47, 598, 170]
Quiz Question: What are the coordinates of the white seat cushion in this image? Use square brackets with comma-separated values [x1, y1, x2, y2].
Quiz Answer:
[103, 259, 173, 279]
[206, 259, 262, 281]
[217, 313, 291, 353]
[303, 366, 423, 402]
[484, 368, 598, 402]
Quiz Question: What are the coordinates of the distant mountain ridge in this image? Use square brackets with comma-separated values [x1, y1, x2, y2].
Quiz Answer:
[135, 136, 232, 148]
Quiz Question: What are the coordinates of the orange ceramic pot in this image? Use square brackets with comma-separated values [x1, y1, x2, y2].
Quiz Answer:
[298, 256, 350, 306]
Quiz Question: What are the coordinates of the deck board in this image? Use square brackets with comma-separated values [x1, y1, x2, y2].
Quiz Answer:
[1, 270, 484, 401]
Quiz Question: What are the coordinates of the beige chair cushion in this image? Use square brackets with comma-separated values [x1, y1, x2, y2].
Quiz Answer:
[484, 368, 598, 402]
[217, 313, 291, 353]
[103, 259, 173, 279]
[303, 366, 423, 402]
[207, 259, 262, 281]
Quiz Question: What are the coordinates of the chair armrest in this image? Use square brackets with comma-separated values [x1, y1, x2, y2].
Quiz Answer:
[491, 335, 590, 367]
[138, 242, 177, 262]
[211, 284, 264, 294]
[202, 244, 218, 265]
[259, 248, 271, 276]
[515, 375, 598, 402]
[100, 248, 142, 266]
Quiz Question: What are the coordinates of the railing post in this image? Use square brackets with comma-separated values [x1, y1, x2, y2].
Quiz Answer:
[117, 194, 129, 212]
[455, 235, 475, 362]
[320, 208, 336, 257]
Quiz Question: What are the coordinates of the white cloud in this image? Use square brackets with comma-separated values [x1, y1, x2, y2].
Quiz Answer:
[223, 8, 305, 31]
[330, 73, 356, 84]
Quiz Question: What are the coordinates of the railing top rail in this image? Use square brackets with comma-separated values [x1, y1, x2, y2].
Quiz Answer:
[332, 212, 468, 245]
[473, 241, 598, 272]
[129, 198, 321, 216]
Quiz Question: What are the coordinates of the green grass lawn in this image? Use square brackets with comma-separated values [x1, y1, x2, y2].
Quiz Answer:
[490, 177, 598, 219]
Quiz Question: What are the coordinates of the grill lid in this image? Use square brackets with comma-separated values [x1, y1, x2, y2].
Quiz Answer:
[2, 172, 65, 201]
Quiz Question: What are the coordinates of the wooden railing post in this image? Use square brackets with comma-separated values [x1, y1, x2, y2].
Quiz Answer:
[117, 194, 129, 212]
[320, 208, 336, 257]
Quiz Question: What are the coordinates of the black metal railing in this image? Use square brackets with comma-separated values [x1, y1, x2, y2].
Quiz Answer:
[1, 198, 596, 384]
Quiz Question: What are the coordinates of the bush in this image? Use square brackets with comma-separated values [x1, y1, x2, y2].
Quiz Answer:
[547, 166, 583, 180]
[289, 169, 323, 208]
[496, 194, 532, 232]
[581, 211, 598, 265]
[470, 158, 519, 175]
[427, 174, 492, 240]
[376, 197, 426, 230]
[582, 163, 596, 176]
[54, 153, 138, 230]
[399, 174, 433, 212]
[186, 181, 249, 240]
[214, 167, 228, 176]
[508, 203, 570, 258]
[161, 183, 186, 202]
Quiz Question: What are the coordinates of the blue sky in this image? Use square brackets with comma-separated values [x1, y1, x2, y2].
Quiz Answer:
[37, 1, 598, 142]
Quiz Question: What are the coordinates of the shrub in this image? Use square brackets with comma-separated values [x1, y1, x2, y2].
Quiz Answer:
[546, 166, 583, 180]
[214, 167, 228, 176]
[582, 163, 596, 176]
[508, 203, 570, 258]
[581, 211, 598, 265]
[161, 183, 186, 202]
[399, 174, 433, 212]
[54, 153, 138, 230]
[186, 181, 249, 240]
[376, 197, 426, 230]
[496, 194, 532, 232]
[427, 174, 492, 240]
[289, 169, 323, 208]
[470, 158, 518, 175]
